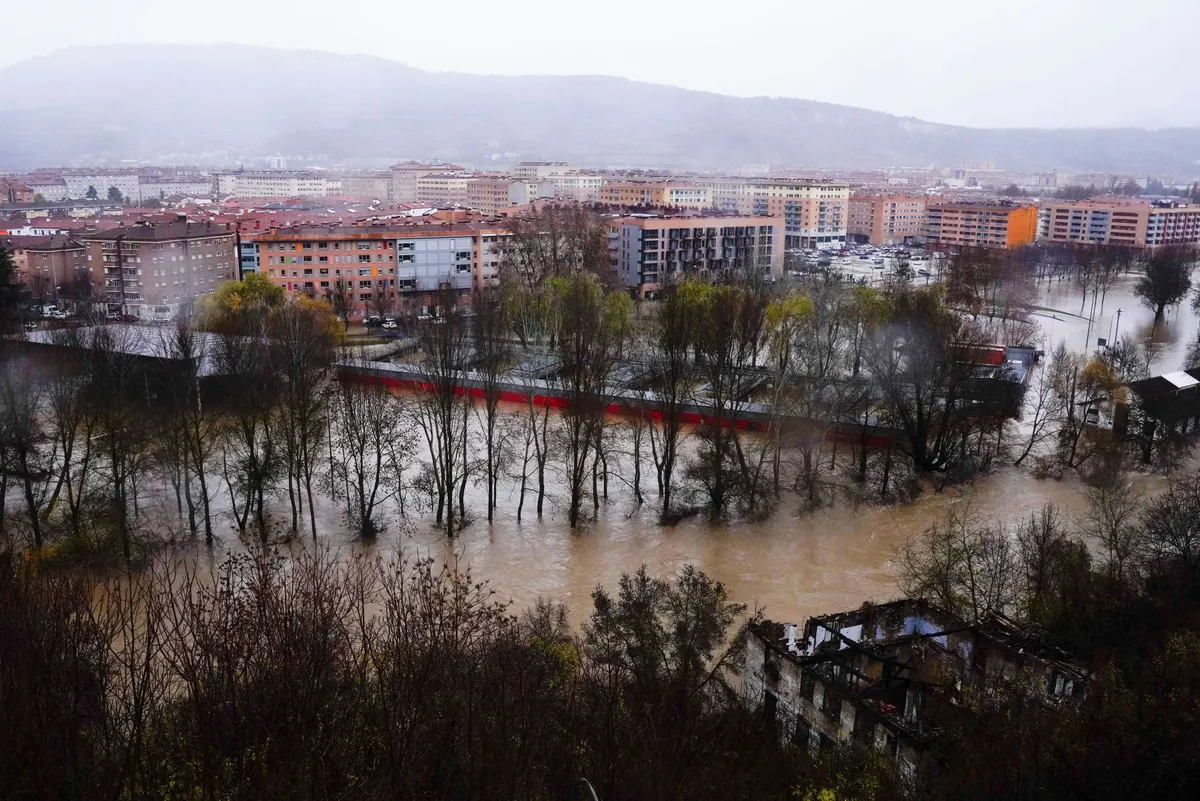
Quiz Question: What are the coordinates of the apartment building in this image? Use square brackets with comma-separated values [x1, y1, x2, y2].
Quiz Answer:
[3, 234, 88, 297]
[23, 178, 68, 202]
[215, 171, 341, 198]
[1037, 199, 1200, 248]
[599, 181, 712, 210]
[1, 178, 35, 204]
[415, 173, 474, 207]
[141, 178, 214, 199]
[389, 162, 466, 203]
[695, 178, 850, 249]
[924, 202, 1038, 249]
[250, 220, 508, 314]
[610, 214, 783, 297]
[848, 193, 927, 245]
[78, 221, 238, 320]
[467, 178, 513, 215]
[335, 171, 391, 199]
[548, 173, 605, 202]
[512, 161, 573, 181]
[64, 172, 141, 202]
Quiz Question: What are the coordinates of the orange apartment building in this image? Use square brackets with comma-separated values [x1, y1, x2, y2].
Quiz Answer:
[599, 181, 712, 210]
[924, 202, 1038, 249]
[848, 193, 927, 245]
[250, 220, 509, 315]
[1036, 199, 1200, 249]
[77, 221, 238, 320]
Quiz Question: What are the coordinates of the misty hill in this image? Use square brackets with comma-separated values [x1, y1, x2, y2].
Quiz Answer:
[2, 44, 1199, 174]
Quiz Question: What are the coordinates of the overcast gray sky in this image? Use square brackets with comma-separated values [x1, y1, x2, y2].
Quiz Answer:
[3, 0, 1197, 129]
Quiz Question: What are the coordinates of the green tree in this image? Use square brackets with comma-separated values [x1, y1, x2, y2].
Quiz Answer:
[84, 185, 98, 200]
[201, 272, 285, 332]
[106, 186, 124, 203]
[0, 248, 20, 336]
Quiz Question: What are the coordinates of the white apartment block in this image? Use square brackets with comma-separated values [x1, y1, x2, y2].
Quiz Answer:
[415, 173, 473, 207]
[215, 172, 341, 198]
[694, 178, 850, 248]
[549, 174, 604, 202]
[512, 161, 573, 181]
[64, 173, 142, 202]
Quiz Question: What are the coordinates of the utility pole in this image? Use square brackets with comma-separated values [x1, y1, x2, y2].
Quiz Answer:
[1113, 307, 1123, 342]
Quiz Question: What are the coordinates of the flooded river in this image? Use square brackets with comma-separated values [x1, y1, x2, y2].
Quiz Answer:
[31, 271, 1200, 626]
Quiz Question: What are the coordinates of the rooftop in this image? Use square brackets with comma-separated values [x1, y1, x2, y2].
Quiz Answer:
[77, 221, 234, 241]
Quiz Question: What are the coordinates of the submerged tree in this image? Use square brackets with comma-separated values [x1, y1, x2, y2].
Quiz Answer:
[554, 272, 631, 527]
[1136, 245, 1195, 319]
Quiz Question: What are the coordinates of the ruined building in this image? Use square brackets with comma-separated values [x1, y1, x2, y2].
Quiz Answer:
[742, 599, 1088, 777]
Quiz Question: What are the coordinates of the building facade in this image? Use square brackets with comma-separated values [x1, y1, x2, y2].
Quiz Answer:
[215, 172, 341, 198]
[466, 178, 513, 215]
[743, 600, 1087, 777]
[140, 179, 214, 199]
[336, 171, 391, 199]
[3, 234, 88, 300]
[610, 214, 783, 297]
[599, 181, 712, 210]
[695, 178, 850, 248]
[64, 172, 141, 202]
[1037, 199, 1200, 248]
[924, 202, 1038, 249]
[389, 163, 465, 203]
[548, 174, 605, 202]
[848, 193, 927, 245]
[249, 221, 507, 316]
[415, 174, 473, 207]
[78, 221, 238, 320]
[512, 162, 573, 182]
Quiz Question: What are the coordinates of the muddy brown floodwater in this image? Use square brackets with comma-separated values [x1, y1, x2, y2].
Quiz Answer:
[62, 271, 1200, 626]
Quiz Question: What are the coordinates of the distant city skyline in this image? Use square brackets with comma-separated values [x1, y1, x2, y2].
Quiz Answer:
[3, 0, 1198, 130]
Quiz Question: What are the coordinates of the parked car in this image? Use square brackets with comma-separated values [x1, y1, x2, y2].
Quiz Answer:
[364, 315, 383, 327]
[105, 311, 121, 321]
[382, 320, 398, 330]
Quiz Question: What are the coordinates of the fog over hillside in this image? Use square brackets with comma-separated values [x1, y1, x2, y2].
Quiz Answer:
[2, 43, 1199, 173]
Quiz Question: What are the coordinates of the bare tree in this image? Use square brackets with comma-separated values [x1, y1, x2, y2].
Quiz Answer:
[413, 285, 473, 534]
[87, 326, 152, 560]
[0, 359, 54, 548]
[472, 289, 511, 522]
[155, 320, 219, 543]
[214, 322, 280, 540]
[1080, 477, 1145, 586]
[898, 503, 1021, 620]
[324, 279, 358, 333]
[553, 272, 631, 527]
[1014, 347, 1063, 467]
[647, 283, 701, 520]
[271, 300, 338, 538]
[329, 367, 410, 538]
